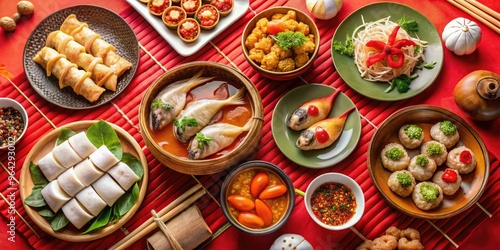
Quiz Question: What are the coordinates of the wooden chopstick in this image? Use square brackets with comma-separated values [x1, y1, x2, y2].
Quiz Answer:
[110, 183, 205, 250]
[448, 0, 500, 34]
[465, 0, 500, 21]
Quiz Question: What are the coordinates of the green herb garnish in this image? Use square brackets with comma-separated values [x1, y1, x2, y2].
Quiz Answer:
[439, 120, 457, 135]
[195, 133, 212, 150]
[426, 142, 443, 155]
[385, 74, 418, 93]
[397, 15, 419, 33]
[385, 147, 404, 160]
[270, 31, 307, 50]
[403, 124, 423, 139]
[415, 155, 429, 167]
[420, 183, 439, 202]
[332, 33, 355, 57]
[423, 61, 437, 69]
[396, 172, 413, 188]
[174, 117, 198, 131]
[152, 99, 173, 111]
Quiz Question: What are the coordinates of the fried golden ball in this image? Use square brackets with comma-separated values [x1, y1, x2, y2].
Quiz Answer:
[261, 52, 279, 71]
[278, 58, 295, 72]
[248, 48, 265, 64]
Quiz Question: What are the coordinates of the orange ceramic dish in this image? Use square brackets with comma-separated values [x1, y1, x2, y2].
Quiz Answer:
[177, 18, 200, 43]
[181, 0, 201, 16]
[211, 0, 233, 17]
[195, 5, 220, 30]
[162, 6, 187, 29]
[148, 0, 171, 16]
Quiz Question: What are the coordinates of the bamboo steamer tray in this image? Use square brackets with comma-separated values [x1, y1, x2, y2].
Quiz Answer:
[19, 121, 149, 242]
[139, 61, 264, 175]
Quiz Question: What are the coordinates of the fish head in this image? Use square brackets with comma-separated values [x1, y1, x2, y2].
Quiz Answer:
[296, 129, 315, 148]
[187, 141, 202, 160]
[288, 108, 308, 129]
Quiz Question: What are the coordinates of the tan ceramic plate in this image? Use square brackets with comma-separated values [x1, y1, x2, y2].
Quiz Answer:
[19, 121, 148, 242]
[368, 105, 489, 219]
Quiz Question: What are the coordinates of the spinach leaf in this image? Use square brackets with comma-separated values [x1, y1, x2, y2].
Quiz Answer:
[29, 162, 49, 188]
[113, 183, 139, 219]
[121, 153, 144, 179]
[24, 187, 47, 208]
[51, 212, 69, 231]
[37, 207, 55, 220]
[83, 206, 112, 234]
[86, 120, 123, 160]
[56, 128, 76, 146]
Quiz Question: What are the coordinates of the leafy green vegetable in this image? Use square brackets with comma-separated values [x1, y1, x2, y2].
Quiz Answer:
[152, 99, 173, 111]
[396, 172, 413, 188]
[420, 183, 439, 202]
[37, 207, 55, 220]
[423, 61, 437, 69]
[174, 117, 198, 131]
[56, 128, 76, 146]
[24, 187, 47, 208]
[121, 152, 144, 179]
[195, 133, 213, 150]
[385, 74, 418, 93]
[332, 33, 355, 57]
[270, 31, 307, 50]
[51, 212, 69, 231]
[385, 147, 404, 160]
[113, 183, 139, 219]
[83, 206, 112, 234]
[87, 120, 123, 160]
[397, 15, 419, 33]
[29, 162, 49, 188]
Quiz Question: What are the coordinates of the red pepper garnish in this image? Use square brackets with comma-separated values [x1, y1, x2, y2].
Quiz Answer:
[315, 126, 329, 143]
[459, 150, 472, 164]
[442, 169, 458, 183]
[307, 105, 319, 116]
[365, 26, 416, 68]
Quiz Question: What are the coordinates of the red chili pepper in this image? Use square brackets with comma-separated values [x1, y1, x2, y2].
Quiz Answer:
[315, 126, 329, 144]
[365, 26, 416, 68]
[459, 150, 472, 164]
[442, 169, 458, 183]
[307, 105, 319, 116]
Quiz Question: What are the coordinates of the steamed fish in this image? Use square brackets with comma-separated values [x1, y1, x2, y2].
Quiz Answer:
[288, 88, 341, 131]
[174, 86, 246, 144]
[188, 120, 252, 160]
[296, 107, 356, 151]
[150, 71, 215, 130]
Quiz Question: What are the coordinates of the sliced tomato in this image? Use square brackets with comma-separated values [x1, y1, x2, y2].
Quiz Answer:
[267, 20, 284, 35]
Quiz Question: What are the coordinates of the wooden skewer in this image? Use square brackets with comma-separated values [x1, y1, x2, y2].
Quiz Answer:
[110, 184, 205, 250]
[448, 0, 500, 34]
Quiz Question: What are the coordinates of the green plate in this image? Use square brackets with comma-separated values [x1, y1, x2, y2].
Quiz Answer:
[272, 84, 361, 168]
[331, 2, 443, 101]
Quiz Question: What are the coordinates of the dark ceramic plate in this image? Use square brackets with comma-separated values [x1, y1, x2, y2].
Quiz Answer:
[23, 5, 139, 109]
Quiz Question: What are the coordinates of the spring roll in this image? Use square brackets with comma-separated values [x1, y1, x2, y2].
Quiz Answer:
[33, 47, 105, 102]
[37, 152, 67, 181]
[41, 180, 72, 213]
[61, 198, 94, 229]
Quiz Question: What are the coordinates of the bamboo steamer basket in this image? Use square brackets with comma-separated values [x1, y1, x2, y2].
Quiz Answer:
[139, 61, 264, 175]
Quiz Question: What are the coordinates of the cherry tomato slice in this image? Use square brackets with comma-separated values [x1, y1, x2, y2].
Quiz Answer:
[459, 150, 472, 164]
[250, 172, 269, 198]
[238, 212, 264, 228]
[227, 195, 255, 211]
[267, 20, 284, 35]
[255, 199, 273, 226]
[259, 184, 287, 199]
[315, 126, 329, 144]
[442, 169, 458, 183]
[307, 105, 319, 116]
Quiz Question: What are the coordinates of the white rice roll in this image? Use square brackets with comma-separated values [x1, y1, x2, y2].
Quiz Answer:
[68, 132, 97, 158]
[92, 173, 125, 206]
[37, 152, 67, 181]
[61, 198, 94, 229]
[74, 159, 104, 186]
[41, 180, 71, 212]
[52, 140, 83, 168]
[108, 162, 140, 191]
[76, 186, 107, 216]
[89, 145, 120, 172]
[57, 167, 86, 197]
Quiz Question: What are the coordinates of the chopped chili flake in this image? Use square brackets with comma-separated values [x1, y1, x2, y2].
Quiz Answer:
[0, 107, 25, 147]
[310, 182, 357, 226]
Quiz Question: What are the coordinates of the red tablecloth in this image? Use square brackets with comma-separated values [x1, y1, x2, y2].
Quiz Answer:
[1, 0, 499, 249]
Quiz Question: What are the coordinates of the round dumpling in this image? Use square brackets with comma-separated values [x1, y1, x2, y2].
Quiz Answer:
[407, 154, 437, 181]
[432, 169, 462, 195]
[388, 170, 416, 197]
[381, 143, 411, 172]
[412, 182, 443, 211]
[421, 140, 448, 166]
[398, 124, 424, 149]
[430, 120, 459, 148]
[446, 146, 477, 174]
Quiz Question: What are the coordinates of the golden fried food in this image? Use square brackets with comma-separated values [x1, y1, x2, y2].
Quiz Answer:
[400, 228, 421, 241]
[385, 226, 401, 239]
[372, 235, 398, 250]
[357, 226, 424, 250]
[398, 228, 423, 250]
[356, 240, 373, 250]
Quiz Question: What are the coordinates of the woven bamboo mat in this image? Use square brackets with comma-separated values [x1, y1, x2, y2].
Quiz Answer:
[1, 0, 499, 249]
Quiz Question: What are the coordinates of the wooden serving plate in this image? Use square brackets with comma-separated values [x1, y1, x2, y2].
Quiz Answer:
[367, 105, 489, 219]
[19, 121, 149, 242]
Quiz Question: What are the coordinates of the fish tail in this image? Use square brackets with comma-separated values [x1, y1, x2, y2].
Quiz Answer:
[182, 70, 216, 91]
[226, 88, 246, 105]
[241, 119, 253, 132]
[338, 106, 356, 119]
[326, 88, 341, 105]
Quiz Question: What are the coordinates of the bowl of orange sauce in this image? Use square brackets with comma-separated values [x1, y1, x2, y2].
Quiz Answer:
[139, 61, 263, 175]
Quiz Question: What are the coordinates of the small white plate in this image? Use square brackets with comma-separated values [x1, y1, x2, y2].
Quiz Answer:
[126, 0, 250, 57]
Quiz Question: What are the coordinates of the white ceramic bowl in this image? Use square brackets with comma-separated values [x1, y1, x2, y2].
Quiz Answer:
[304, 173, 365, 230]
[0, 98, 28, 150]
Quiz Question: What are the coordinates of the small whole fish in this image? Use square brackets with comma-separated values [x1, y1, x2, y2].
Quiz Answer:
[187, 120, 253, 160]
[150, 70, 215, 130]
[174, 86, 246, 144]
[296, 107, 356, 151]
[288, 88, 341, 131]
